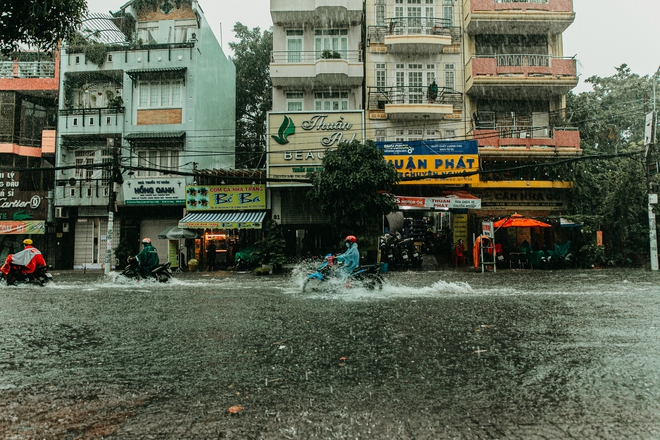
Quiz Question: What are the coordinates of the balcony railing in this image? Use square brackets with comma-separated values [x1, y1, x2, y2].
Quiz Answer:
[270, 50, 362, 64]
[59, 107, 125, 129]
[493, 54, 550, 67]
[495, 0, 548, 3]
[368, 20, 461, 43]
[0, 61, 56, 78]
[367, 86, 462, 109]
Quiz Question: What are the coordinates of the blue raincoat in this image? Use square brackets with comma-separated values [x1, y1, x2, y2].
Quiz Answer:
[336, 242, 359, 277]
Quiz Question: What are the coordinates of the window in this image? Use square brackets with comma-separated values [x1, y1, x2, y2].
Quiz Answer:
[443, 0, 454, 27]
[286, 92, 303, 112]
[107, 54, 113, 63]
[444, 63, 455, 90]
[408, 129, 423, 141]
[137, 23, 158, 44]
[88, 117, 95, 126]
[72, 118, 78, 126]
[174, 25, 197, 43]
[445, 129, 456, 139]
[376, 5, 386, 25]
[100, 148, 113, 183]
[376, 63, 386, 90]
[375, 129, 386, 142]
[74, 150, 94, 181]
[286, 29, 303, 63]
[136, 150, 180, 177]
[314, 29, 348, 59]
[314, 91, 349, 111]
[138, 80, 183, 109]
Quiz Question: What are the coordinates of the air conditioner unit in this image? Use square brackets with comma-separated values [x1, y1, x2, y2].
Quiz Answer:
[55, 207, 69, 219]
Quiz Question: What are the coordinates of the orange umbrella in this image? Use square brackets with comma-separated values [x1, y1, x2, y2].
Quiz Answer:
[493, 213, 551, 229]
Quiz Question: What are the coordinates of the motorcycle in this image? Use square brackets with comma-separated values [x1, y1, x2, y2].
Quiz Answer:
[1, 264, 53, 286]
[121, 257, 173, 282]
[379, 233, 423, 270]
[302, 254, 384, 292]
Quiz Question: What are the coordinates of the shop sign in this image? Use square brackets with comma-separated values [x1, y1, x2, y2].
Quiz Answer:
[395, 195, 481, 210]
[185, 185, 266, 211]
[181, 221, 262, 230]
[480, 190, 566, 210]
[122, 178, 186, 204]
[0, 221, 45, 235]
[377, 140, 480, 185]
[0, 172, 48, 227]
[268, 111, 365, 186]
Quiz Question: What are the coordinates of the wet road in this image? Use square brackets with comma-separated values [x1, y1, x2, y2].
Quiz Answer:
[1, 267, 660, 439]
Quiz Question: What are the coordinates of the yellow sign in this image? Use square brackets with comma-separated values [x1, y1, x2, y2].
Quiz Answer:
[383, 154, 480, 185]
[185, 185, 266, 211]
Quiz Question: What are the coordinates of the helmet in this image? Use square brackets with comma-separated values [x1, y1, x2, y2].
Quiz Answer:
[345, 235, 357, 243]
[141, 238, 151, 244]
[23, 239, 33, 245]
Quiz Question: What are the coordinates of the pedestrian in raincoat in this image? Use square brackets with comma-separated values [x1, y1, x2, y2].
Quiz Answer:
[336, 235, 359, 278]
[135, 238, 159, 278]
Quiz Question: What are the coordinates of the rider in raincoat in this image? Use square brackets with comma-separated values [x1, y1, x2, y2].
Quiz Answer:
[336, 235, 359, 278]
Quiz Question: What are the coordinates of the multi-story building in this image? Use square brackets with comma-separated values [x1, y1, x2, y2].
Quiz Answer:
[361, 0, 580, 256]
[464, 0, 580, 244]
[54, 1, 235, 269]
[268, 0, 366, 254]
[0, 48, 59, 260]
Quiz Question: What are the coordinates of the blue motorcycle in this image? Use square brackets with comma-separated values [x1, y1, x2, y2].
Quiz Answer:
[302, 254, 384, 292]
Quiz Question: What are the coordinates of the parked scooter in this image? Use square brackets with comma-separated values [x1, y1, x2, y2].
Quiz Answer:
[0, 263, 53, 286]
[121, 257, 173, 282]
[302, 254, 384, 292]
[379, 233, 423, 270]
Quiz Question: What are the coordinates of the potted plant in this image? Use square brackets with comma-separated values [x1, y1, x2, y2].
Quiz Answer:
[254, 220, 287, 274]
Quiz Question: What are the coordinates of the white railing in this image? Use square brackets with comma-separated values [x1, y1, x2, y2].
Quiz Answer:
[271, 50, 362, 64]
[495, 54, 550, 67]
[0, 61, 56, 78]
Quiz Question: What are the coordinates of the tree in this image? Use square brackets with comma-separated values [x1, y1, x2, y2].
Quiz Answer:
[307, 140, 400, 238]
[0, 0, 88, 55]
[566, 65, 656, 262]
[229, 24, 273, 169]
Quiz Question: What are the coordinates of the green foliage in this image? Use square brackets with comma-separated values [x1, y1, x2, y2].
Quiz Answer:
[567, 64, 657, 260]
[114, 239, 134, 267]
[110, 11, 136, 42]
[307, 140, 400, 236]
[229, 23, 273, 169]
[0, 0, 88, 55]
[320, 50, 341, 59]
[131, 0, 191, 12]
[84, 43, 108, 67]
[254, 220, 287, 267]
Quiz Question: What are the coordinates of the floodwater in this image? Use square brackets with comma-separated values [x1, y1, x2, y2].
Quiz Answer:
[1, 266, 660, 439]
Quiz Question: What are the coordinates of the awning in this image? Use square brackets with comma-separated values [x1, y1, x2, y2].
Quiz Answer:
[178, 211, 267, 230]
[124, 131, 186, 148]
[126, 67, 187, 85]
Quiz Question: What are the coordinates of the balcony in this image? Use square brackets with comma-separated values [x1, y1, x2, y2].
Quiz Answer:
[367, 18, 460, 54]
[59, 107, 125, 134]
[474, 125, 580, 158]
[0, 61, 55, 78]
[271, 0, 362, 25]
[367, 86, 462, 120]
[270, 50, 363, 88]
[465, 0, 575, 34]
[55, 177, 111, 207]
[466, 55, 578, 98]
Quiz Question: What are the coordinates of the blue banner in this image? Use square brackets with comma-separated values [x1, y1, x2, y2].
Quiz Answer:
[376, 140, 479, 156]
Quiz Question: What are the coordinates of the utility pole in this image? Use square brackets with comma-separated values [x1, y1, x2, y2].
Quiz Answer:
[646, 67, 659, 271]
[105, 136, 120, 276]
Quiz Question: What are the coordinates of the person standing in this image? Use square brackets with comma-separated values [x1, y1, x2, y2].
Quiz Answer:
[207, 240, 217, 271]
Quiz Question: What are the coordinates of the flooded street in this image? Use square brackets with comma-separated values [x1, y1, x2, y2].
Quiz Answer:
[1, 267, 660, 439]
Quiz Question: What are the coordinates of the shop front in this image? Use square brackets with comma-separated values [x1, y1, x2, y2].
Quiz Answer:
[178, 184, 267, 270]
[0, 171, 49, 262]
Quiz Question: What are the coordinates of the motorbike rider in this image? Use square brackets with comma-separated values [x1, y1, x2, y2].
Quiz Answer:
[336, 235, 359, 278]
[1, 238, 47, 281]
[133, 238, 159, 279]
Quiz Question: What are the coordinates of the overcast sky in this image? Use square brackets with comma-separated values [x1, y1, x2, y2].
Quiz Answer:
[86, 0, 660, 93]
